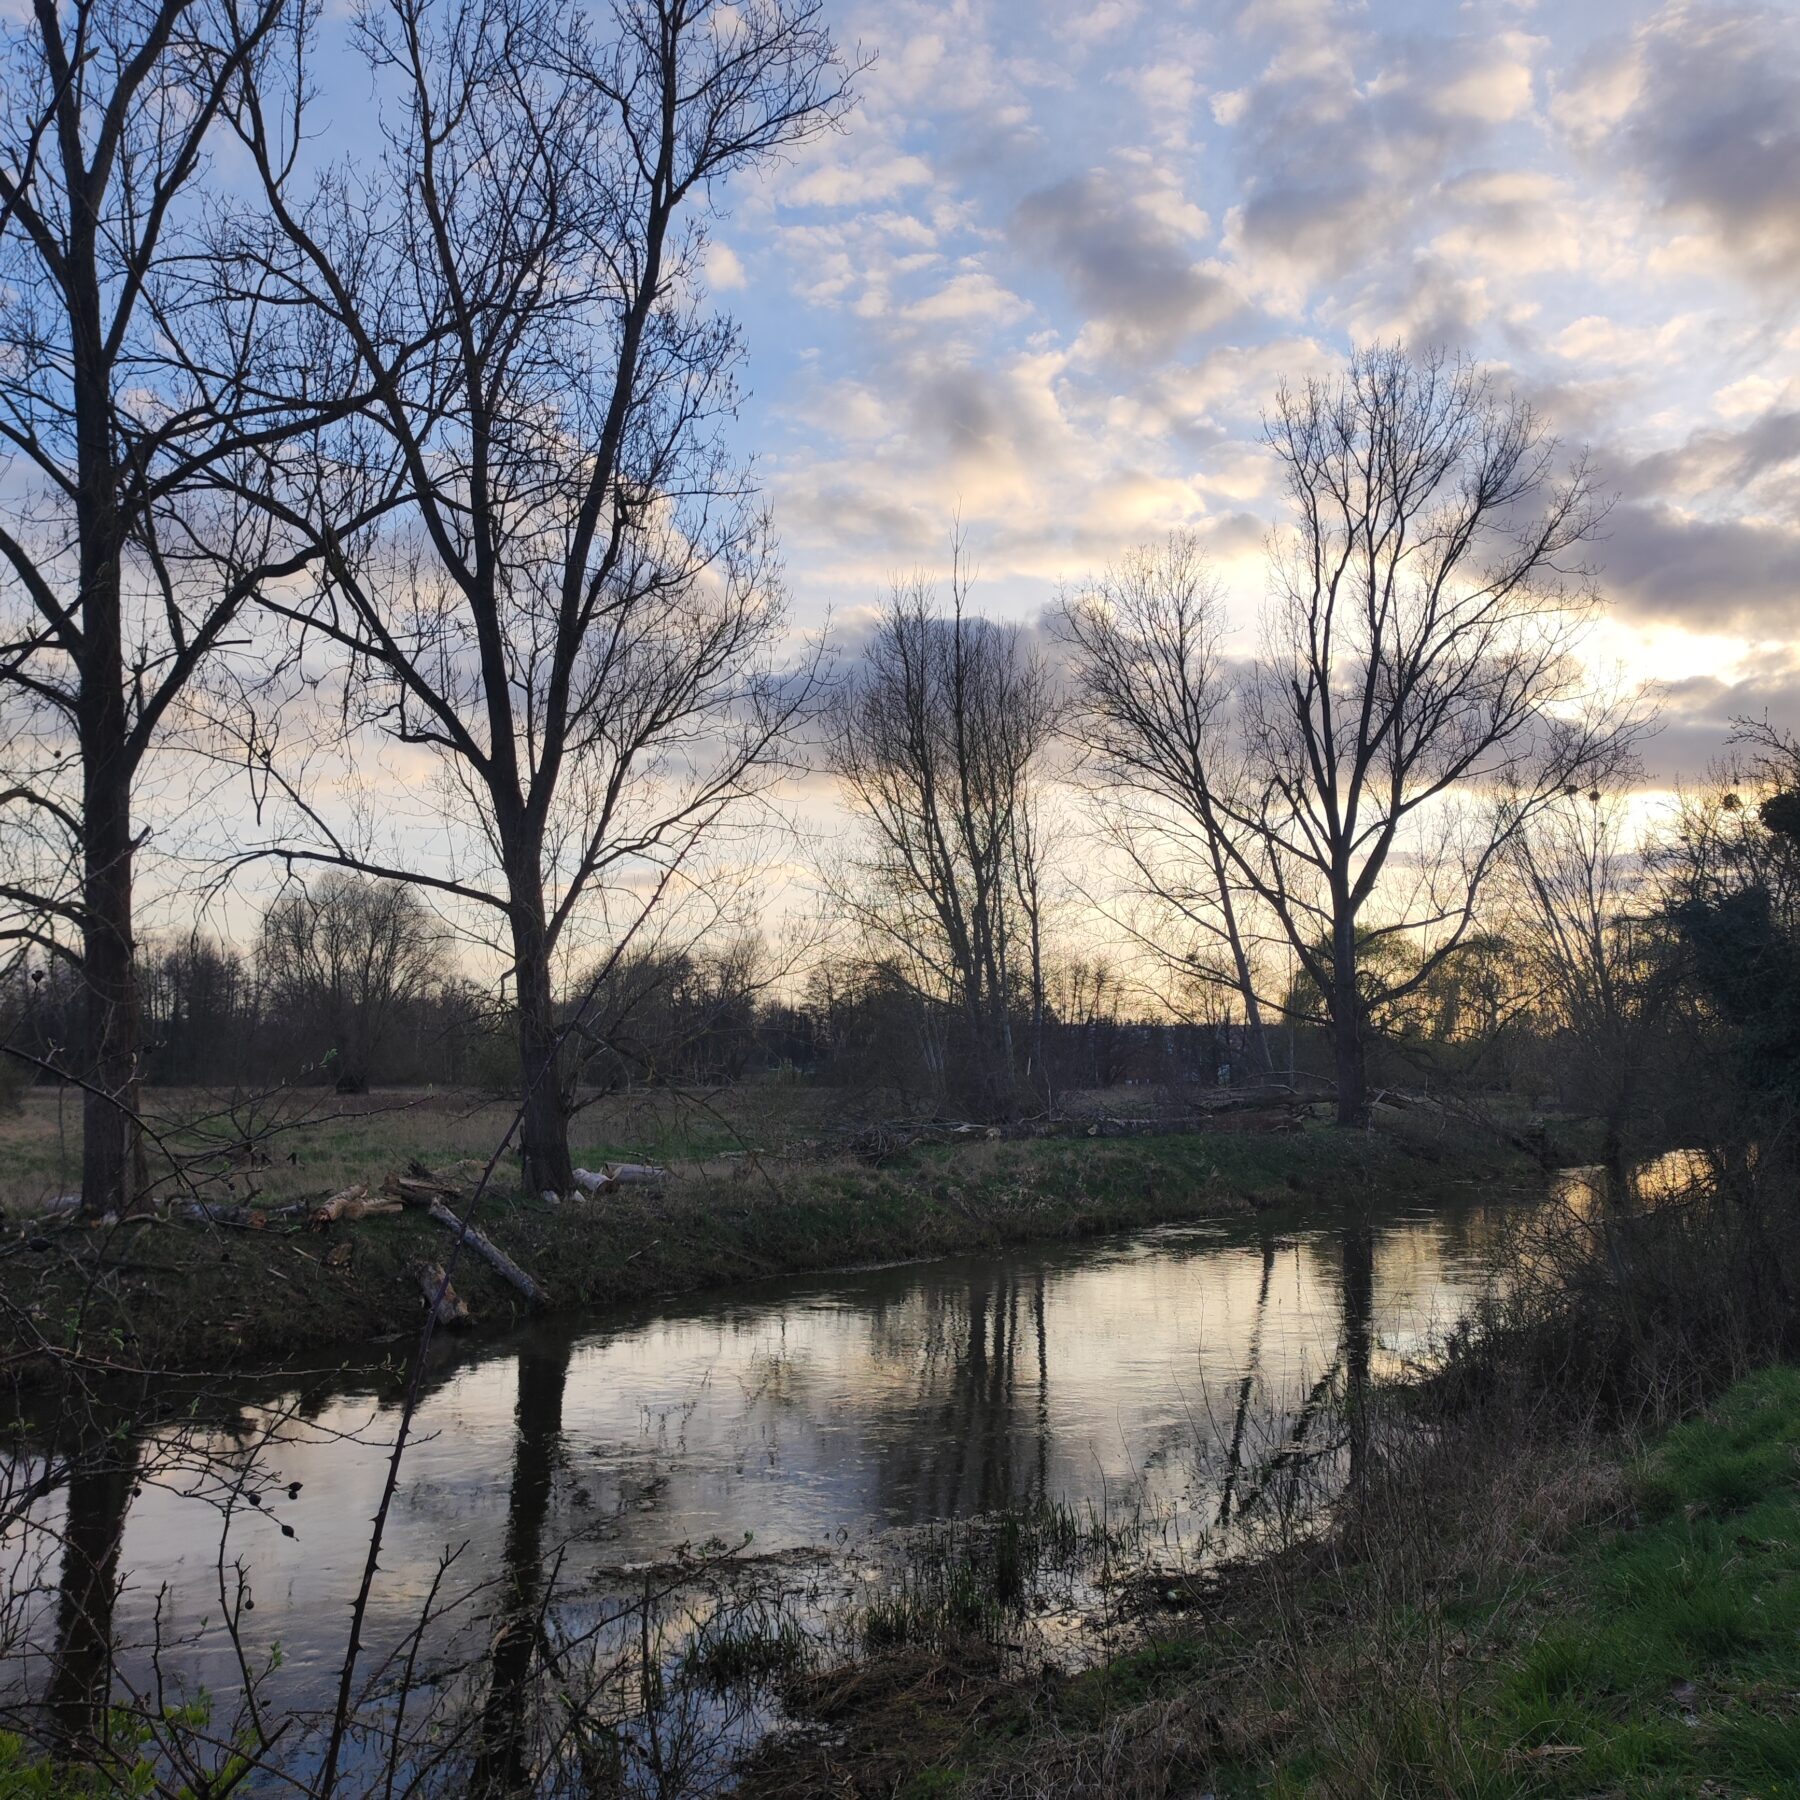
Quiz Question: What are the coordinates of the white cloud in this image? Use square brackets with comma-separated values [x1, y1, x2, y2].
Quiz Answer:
[703, 241, 747, 292]
[902, 271, 1032, 327]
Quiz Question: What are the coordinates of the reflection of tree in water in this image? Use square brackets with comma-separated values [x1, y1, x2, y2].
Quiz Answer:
[862, 1269, 1053, 1522]
[1219, 1224, 1379, 1523]
[1340, 1223, 1374, 1484]
[47, 1430, 138, 1757]
[1217, 1232, 1279, 1526]
[862, 1227, 1388, 1529]
[471, 1338, 572, 1797]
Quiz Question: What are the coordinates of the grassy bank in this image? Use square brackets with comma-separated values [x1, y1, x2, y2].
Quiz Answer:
[1, 1120, 1509, 1382]
[744, 1366, 1800, 1800]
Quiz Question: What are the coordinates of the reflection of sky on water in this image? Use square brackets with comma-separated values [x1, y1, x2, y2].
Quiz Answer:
[19, 1195, 1523, 1711]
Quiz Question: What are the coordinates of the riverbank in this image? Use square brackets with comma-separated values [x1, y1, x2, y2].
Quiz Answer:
[1, 1121, 1526, 1383]
[743, 1364, 1800, 1799]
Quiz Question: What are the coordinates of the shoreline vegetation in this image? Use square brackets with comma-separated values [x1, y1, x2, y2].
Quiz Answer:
[739, 1364, 1800, 1800]
[0, 1089, 1534, 1383]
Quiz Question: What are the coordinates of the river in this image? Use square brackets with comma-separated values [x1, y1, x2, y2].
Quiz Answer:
[7, 1184, 1535, 1791]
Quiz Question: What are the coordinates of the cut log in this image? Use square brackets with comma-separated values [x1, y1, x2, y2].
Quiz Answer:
[383, 1171, 464, 1206]
[416, 1263, 472, 1329]
[424, 1199, 548, 1306]
[311, 1185, 404, 1226]
[312, 1184, 368, 1222]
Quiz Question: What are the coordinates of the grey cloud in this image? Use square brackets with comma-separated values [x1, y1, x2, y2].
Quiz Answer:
[1623, 410, 1800, 505]
[1568, 5, 1800, 286]
[1011, 171, 1238, 357]
[904, 360, 1058, 471]
[1226, 30, 1536, 292]
[1642, 666, 1800, 782]
[1194, 509, 1269, 563]
[1601, 500, 1800, 634]
[782, 479, 942, 554]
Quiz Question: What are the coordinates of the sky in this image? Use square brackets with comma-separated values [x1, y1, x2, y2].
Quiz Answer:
[702, 0, 1800, 785]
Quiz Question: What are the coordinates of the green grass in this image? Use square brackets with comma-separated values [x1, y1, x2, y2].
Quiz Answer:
[1471, 1365, 1800, 1798]
[0, 1082, 846, 1214]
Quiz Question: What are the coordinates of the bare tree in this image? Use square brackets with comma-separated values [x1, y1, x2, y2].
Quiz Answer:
[1509, 789, 1668, 1172]
[224, 0, 854, 1193]
[827, 562, 1060, 1116]
[1060, 532, 1275, 1076]
[1213, 346, 1633, 1124]
[0, 0, 337, 1215]
[258, 872, 446, 1092]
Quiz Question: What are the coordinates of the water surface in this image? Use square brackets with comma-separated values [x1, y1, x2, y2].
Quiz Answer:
[10, 1186, 1530, 1781]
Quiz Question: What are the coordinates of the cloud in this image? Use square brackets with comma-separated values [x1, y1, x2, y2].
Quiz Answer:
[1428, 169, 1587, 276]
[786, 148, 934, 209]
[1219, 25, 1547, 311]
[703, 241, 747, 292]
[1550, 313, 1693, 366]
[1644, 663, 1800, 781]
[1554, 3, 1800, 287]
[1012, 167, 1237, 359]
[901, 270, 1032, 329]
[1602, 501, 1800, 635]
[1623, 408, 1800, 505]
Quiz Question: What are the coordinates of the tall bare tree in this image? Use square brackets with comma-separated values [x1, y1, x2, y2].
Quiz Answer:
[1060, 532, 1274, 1076]
[1070, 350, 1635, 1124]
[1228, 346, 1635, 1123]
[828, 563, 1060, 1116]
[0, 0, 329, 1214]
[225, 0, 853, 1193]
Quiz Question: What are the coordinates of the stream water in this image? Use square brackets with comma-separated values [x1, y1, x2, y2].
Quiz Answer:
[6, 1183, 1543, 1789]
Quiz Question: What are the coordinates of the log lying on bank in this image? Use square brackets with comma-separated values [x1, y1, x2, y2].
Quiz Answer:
[422, 1198, 549, 1307]
[176, 1199, 310, 1225]
[416, 1263, 473, 1329]
[571, 1162, 668, 1196]
[312, 1184, 405, 1225]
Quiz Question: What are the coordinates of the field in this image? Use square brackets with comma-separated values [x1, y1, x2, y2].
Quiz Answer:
[0, 1081, 867, 1216]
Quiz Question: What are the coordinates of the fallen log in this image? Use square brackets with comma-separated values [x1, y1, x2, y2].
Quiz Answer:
[572, 1161, 668, 1196]
[384, 1174, 463, 1207]
[424, 1199, 548, 1306]
[416, 1263, 473, 1329]
[312, 1185, 405, 1225]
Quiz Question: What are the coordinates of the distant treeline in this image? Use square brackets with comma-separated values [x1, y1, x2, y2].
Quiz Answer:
[2, 891, 1259, 1102]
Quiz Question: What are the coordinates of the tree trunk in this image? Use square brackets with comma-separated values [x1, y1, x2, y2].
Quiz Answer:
[1339, 1224, 1374, 1486]
[510, 898, 573, 1198]
[1330, 915, 1367, 1128]
[79, 736, 142, 1218]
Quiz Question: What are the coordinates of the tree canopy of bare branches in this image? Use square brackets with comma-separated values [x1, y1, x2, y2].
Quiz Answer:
[1070, 348, 1639, 1123]
[259, 872, 447, 1092]
[1060, 532, 1274, 1075]
[223, 0, 855, 1192]
[827, 564, 1060, 1117]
